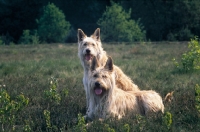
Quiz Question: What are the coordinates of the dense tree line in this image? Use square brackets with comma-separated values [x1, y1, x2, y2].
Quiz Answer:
[0, 0, 200, 43]
[121, 0, 200, 41]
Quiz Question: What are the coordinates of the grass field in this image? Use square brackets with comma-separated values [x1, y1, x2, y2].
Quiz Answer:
[0, 42, 200, 131]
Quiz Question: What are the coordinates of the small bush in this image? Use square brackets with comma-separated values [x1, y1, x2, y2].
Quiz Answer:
[173, 36, 200, 72]
[0, 89, 29, 131]
[0, 34, 14, 45]
[44, 77, 61, 105]
[177, 27, 194, 41]
[0, 36, 5, 45]
[72, 113, 87, 132]
[162, 112, 173, 130]
[19, 30, 40, 45]
[97, 2, 146, 42]
[167, 27, 194, 41]
[65, 27, 77, 43]
[37, 3, 71, 43]
[167, 32, 177, 41]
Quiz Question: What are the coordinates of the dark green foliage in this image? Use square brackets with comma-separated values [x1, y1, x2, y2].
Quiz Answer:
[121, 0, 200, 41]
[1, 0, 200, 42]
[0, 36, 4, 45]
[36, 3, 71, 43]
[0, 0, 42, 43]
[97, 2, 146, 42]
[167, 27, 194, 41]
[177, 27, 194, 41]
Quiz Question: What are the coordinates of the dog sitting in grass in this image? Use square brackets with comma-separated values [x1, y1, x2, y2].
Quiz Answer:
[86, 56, 164, 120]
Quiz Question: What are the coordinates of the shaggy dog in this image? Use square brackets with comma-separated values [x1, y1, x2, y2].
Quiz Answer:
[77, 28, 139, 113]
[87, 57, 164, 120]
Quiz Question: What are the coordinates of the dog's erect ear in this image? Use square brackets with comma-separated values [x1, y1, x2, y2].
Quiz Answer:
[92, 28, 100, 41]
[104, 56, 113, 71]
[78, 29, 87, 42]
[91, 57, 100, 71]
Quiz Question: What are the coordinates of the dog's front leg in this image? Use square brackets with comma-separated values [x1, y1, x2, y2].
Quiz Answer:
[83, 76, 90, 115]
[87, 101, 95, 121]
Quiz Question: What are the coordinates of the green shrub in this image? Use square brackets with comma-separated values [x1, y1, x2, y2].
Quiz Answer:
[31, 30, 40, 44]
[65, 27, 77, 43]
[0, 36, 5, 45]
[167, 32, 177, 41]
[73, 113, 87, 132]
[177, 27, 194, 41]
[43, 110, 51, 129]
[162, 112, 173, 130]
[23, 120, 32, 132]
[0, 89, 29, 131]
[19, 30, 40, 45]
[167, 28, 194, 41]
[43, 77, 69, 131]
[123, 124, 130, 132]
[36, 3, 71, 43]
[19, 30, 31, 44]
[97, 2, 146, 42]
[44, 77, 61, 105]
[173, 36, 200, 72]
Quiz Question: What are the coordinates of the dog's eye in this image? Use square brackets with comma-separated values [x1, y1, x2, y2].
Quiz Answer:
[83, 43, 87, 46]
[92, 43, 95, 46]
[93, 74, 98, 78]
[102, 75, 107, 78]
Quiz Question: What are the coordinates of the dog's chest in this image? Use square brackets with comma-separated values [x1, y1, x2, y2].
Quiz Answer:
[83, 71, 89, 89]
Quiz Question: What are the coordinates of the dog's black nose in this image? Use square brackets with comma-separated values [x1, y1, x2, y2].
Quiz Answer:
[86, 49, 90, 53]
[95, 82, 100, 87]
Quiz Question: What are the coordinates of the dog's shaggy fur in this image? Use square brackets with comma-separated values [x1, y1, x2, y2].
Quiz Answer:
[77, 28, 139, 112]
[87, 57, 164, 120]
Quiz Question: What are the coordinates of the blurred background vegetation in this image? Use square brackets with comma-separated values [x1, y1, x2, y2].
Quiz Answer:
[0, 0, 200, 44]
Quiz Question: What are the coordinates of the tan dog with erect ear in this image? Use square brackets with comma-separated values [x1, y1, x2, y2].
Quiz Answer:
[87, 56, 164, 120]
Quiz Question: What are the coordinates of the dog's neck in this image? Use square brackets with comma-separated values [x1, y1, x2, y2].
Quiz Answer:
[83, 51, 108, 72]
[93, 74, 116, 119]
[93, 91, 110, 119]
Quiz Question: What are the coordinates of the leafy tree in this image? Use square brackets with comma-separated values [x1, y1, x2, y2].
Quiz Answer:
[36, 3, 71, 43]
[97, 2, 146, 42]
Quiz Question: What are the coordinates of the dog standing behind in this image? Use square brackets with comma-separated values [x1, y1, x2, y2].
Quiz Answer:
[77, 28, 139, 113]
[87, 56, 164, 120]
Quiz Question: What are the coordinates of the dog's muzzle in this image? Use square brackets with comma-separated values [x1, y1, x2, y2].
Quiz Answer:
[84, 48, 94, 61]
[85, 54, 93, 61]
[94, 82, 103, 95]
